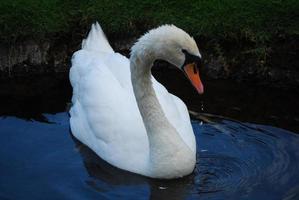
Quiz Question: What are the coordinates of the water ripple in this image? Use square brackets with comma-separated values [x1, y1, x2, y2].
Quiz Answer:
[192, 115, 299, 199]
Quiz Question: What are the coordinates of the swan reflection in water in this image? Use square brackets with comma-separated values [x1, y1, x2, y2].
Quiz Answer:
[71, 114, 299, 200]
[73, 134, 192, 200]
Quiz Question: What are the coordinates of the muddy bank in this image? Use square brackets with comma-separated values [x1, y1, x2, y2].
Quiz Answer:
[0, 33, 298, 89]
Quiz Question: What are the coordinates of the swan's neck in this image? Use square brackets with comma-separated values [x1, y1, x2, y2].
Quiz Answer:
[130, 52, 194, 178]
[130, 54, 172, 138]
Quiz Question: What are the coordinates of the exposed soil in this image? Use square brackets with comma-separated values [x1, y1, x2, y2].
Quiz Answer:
[0, 32, 298, 89]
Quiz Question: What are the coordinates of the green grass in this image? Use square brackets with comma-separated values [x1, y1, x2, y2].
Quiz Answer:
[0, 0, 298, 44]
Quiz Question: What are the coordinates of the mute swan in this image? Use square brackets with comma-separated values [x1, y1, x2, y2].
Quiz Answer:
[69, 22, 204, 179]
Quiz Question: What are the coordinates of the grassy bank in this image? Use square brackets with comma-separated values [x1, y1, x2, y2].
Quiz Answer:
[1, 0, 298, 42]
[0, 0, 298, 87]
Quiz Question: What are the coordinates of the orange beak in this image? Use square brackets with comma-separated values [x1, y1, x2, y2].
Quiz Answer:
[183, 63, 204, 94]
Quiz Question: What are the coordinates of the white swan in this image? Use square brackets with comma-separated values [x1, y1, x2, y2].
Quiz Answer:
[69, 22, 204, 179]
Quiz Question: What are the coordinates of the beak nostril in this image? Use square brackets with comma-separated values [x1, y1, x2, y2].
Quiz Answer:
[193, 64, 197, 74]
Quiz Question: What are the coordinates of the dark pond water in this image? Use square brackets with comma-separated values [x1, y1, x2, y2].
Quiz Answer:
[0, 72, 299, 200]
[1, 113, 299, 200]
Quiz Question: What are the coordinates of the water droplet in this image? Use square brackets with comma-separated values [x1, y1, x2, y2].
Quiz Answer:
[159, 186, 167, 190]
[201, 101, 204, 112]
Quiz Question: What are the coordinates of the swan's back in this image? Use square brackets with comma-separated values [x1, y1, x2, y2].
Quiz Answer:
[70, 23, 151, 174]
[69, 23, 195, 176]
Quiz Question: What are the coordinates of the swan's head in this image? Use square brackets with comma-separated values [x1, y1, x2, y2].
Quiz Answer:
[131, 25, 204, 94]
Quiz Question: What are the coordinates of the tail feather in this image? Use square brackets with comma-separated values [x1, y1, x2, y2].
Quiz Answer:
[82, 22, 114, 53]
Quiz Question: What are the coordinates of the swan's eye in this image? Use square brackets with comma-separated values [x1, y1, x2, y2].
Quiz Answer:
[181, 49, 202, 73]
